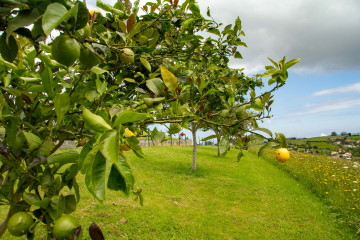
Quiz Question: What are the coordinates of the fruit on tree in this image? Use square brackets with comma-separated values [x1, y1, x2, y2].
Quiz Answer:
[51, 34, 80, 67]
[124, 128, 135, 138]
[80, 46, 100, 67]
[7, 212, 34, 237]
[119, 48, 134, 63]
[53, 215, 81, 240]
[276, 148, 290, 163]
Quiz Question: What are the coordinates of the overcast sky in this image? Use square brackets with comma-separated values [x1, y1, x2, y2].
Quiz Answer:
[87, 0, 360, 139]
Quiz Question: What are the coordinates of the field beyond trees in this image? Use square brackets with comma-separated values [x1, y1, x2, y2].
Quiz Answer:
[1, 146, 356, 239]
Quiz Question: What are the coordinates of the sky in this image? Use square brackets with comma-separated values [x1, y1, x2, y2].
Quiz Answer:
[86, 0, 360, 140]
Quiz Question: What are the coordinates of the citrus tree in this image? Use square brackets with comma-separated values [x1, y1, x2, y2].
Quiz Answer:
[0, 0, 298, 238]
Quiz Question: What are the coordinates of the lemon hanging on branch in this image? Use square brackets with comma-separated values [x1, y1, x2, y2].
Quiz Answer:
[7, 212, 34, 237]
[120, 48, 134, 63]
[53, 215, 82, 240]
[51, 34, 81, 67]
[276, 148, 290, 163]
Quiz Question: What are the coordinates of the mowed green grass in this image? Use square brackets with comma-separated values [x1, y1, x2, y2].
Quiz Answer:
[1, 146, 356, 239]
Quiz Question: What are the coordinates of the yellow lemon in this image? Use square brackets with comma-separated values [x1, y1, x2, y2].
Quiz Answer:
[276, 148, 290, 163]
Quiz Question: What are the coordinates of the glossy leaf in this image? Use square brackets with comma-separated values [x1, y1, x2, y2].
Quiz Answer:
[7, 9, 41, 36]
[79, 134, 101, 170]
[146, 78, 165, 96]
[275, 132, 288, 148]
[48, 195, 65, 221]
[82, 107, 112, 133]
[85, 151, 106, 201]
[97, 0, 125, 16]
[0, 33, 18, 62]
[284, 58, 301, 70]
[99, 130, 119, 165]
[47, 151, 79, 166]
[81, 146, 99, 174]
[253, 127, 273, 138]
[140, 57, 151, 72]
[23, 132, 42, 152]
[54, 92, 70, 123]
[42, 3, 69, 35]
[114, 110, 148, 126]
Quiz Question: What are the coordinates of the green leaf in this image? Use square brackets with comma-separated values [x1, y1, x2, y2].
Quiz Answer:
[0, 33, 18, 63]
[207, 28, 220, 37]
[81, 146, 99, 174]
[96, 0, 125, 17]
[143, 97, 165, 108]
[151, 127, 165, 141]
[42, 3, 69, 35]
[140, 57, 151, 72]
[64, 195, 76, 214]
[275, 132, 287, 148]
[234, 51, 242, 59]
[54, 92, 70, 123]
[253, 128, 273, 138]
[201, 135, 217, 141]
[7, 9, 41, 36]
[219, 138, 230, 156]
[108, 155, 134, 195]
[114, 110, 148, 126]
[262, 68, 280, 78]
[85, 151, 106, 201]
[284, 58, 301, 70]
[82, 107, 112, 133]
[23, 131, 42, 152]
[146, 78, 165, 96]
[267, 57, 279, 68]
[47, 151, 79, 166]
[107, 164, 126, 192]
[41, 67, 53, 98]
[79, 134, 101, 171]
[48, 195, 65, 221]
[235, 17, 242, 31]
[189, 3, 201, 18]
[91, 66, 109, 75]
[258, 142, 274, 157]
[160, 66, 178, 95]
[23, 192, 40, 205]
[128, 22, 142, 39]
[99, 130, 119, 165]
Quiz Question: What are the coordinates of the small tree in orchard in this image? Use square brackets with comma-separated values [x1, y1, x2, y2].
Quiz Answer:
[0, 0, 298, 238]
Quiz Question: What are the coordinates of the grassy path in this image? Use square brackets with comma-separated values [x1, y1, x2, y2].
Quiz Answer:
[0, 146, 356, 239]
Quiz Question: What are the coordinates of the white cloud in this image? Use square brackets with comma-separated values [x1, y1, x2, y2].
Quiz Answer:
[287, 98, 360, 117]
[312, 82, 360, 96]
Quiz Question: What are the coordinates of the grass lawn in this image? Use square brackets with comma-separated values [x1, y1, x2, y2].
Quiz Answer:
[0, 146, 356, 239]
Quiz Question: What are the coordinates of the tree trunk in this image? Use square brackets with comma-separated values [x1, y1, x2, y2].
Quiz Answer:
[191, 126, 197, 172]
[216, 134, 221, 157]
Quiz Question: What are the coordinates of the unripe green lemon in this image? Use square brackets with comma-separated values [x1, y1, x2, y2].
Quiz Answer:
[51, 34, 80, 67]
[7, 212, 34, 236]
[80, 47, 100, 68]
[119, 48, 134, 63]
[53, 215, 81, 240]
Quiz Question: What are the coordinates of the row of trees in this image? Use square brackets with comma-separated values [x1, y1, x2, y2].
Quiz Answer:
[0, 0, 298, 238]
